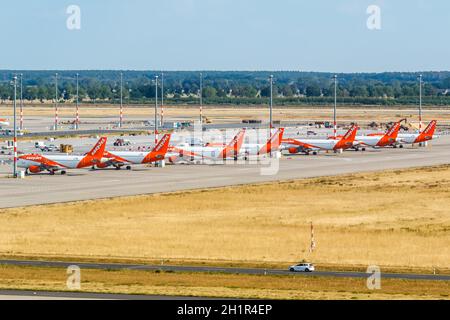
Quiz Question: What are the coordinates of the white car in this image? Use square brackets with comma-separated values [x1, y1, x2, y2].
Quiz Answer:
[289, 263, 315, 272]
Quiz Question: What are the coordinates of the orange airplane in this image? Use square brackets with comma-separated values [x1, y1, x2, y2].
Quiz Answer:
[283, 125, 358, 155]
[97, 134, 172, 170]
[18, 137, 107, 175]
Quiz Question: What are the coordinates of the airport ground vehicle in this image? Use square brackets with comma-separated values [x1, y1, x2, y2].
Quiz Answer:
[35, 141, 46, 149]
[60, 144, 73, 153]
[289, 263, 315, 272]
[35, 142, 58, 152]
[2, 129, 24, 136]
[282, 125, 358, 155]
[18, 137, 107, 175]
[98, 134, 171, 170]
[41, 144, 59, 152]
[113, 139, 132, 147]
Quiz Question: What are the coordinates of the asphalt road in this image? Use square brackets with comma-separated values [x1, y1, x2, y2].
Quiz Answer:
[0, 259, 448, 281]
[0, 289, 212, 300]
[0, 135, 449, 208]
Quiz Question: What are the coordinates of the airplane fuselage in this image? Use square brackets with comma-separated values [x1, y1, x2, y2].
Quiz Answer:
[104, 151, 164, 164]
[398, 133, 435, 144]
[18, 154, 104, 170]
[355, 135, 396, 147]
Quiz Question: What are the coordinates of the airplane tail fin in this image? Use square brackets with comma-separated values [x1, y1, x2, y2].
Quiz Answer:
[258, 128, 285, 155]
[221, 129, 246, 159]
[339, 125, 358, 143]
[77, 137, 108, 168]
[422, 120, 437, 136]
[416, 120, 437, 142]
[152, 134, 172, 155]
[334, 125, 358, 150]
[227, 129, 246, 149]
[267, 128, 285, 148]
[277, 128, 285, 146]
[89, 137, 108, 160]
[384, 122, 401, 140]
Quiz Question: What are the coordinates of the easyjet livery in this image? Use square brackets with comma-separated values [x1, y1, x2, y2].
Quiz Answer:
[354, 121, 402, 149]
[18, 137, 107, 175]
[397, 120, 437, 145]
[97, 134, 172, 170]
[282, 125, 358, 155]
[240, 128, 285, 158]
[168, 129, 246, 163]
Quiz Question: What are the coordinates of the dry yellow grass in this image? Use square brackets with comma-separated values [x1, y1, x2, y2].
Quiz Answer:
[0, 265, 448, 300]
[1, 104, 449, 124]
[0, 166, 449, 271]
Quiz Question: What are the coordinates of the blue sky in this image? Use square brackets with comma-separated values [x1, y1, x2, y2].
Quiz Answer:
[1, 0, 449, 72]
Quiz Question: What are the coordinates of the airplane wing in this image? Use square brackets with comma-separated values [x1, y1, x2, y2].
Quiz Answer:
[98, 151, 132, 168]
[282, 139, 320, 153]
[167, 146, 213, 164]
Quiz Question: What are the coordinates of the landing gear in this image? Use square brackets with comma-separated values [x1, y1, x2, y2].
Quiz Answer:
[361, 148, 366, 152]
[115, 166, 121, 170]
[49, 171, 55, 175]
[312, 151, 318, 156]
[399, 144, 404, 149]
[126, 166, 132, 170]
[61, 170, 67, 175]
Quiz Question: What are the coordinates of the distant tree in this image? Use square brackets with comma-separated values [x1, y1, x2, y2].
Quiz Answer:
[402, 85, 416, 97]
[384, 86, 394, 98]
[442, 77, 450, 89]
[37, 86, 48, 101]
[234, 85, 257, 98]
[305, 84, 321, 97]
[350, 86, 368, 97]
[281, 85, 294, 97]
[260, 85, 278, 98]
[0, 84, 12, 100]
[202, 86, 217, 99]
[24, 86, 38, 100]
[216, 88, 228, 98]
[424, 84, 437, 96]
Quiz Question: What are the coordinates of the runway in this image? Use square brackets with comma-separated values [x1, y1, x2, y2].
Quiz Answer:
[0, 259, 448, 281]
[0, 135, 449, 209]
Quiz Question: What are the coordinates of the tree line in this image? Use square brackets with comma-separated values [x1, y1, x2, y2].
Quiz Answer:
[0, 71, 449, 105]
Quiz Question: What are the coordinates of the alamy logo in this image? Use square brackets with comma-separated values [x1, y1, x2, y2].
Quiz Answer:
[366, 265, 381, 290]
[366, 5, 381, 30]
[66, 265, 81, 290]
[228, 131, 244, 147]
[66, 5, 81, 30]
